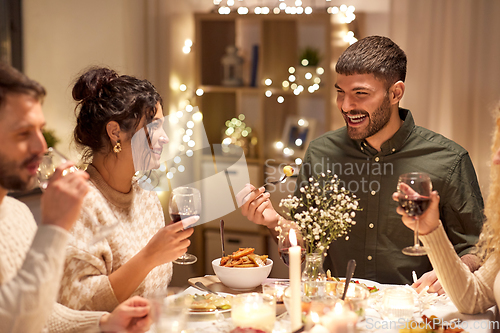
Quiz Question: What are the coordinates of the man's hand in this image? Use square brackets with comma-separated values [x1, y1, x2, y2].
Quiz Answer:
[41, 161, 89, 231]
[236, 184, 277, 229]
[413, 270, 444, 295]
[99, 296, 151, 333]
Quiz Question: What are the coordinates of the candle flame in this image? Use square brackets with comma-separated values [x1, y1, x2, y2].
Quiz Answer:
[289, 228, 297, 246]
[334, 302, 343, 314]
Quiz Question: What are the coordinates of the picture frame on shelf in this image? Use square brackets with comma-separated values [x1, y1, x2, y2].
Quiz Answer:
[281, 115, 316, 157]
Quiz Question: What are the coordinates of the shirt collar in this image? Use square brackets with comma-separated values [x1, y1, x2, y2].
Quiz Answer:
[354, 108, 415, 155]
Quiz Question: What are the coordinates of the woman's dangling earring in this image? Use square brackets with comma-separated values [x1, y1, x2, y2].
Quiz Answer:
[113, 140, 122, 153]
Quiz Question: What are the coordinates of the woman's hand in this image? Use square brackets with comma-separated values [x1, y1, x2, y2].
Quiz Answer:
[142, 216, 197, 268]
[392, 189, 441, 236]
[99, 296, 151, 332]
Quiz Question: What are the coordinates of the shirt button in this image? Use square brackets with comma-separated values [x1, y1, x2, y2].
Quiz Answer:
[367, 256, 373, 261]
[371, 190, 376, 196]
[369, 223, 374, 228]
[374, 157, 380, 162]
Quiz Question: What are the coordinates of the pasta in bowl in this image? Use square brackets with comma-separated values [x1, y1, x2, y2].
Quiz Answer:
[212, 257, 273, 291]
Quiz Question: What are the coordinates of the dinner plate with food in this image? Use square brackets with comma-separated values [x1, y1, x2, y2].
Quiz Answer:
[181, 289, 234, 315]
[326, 270, 383, 294]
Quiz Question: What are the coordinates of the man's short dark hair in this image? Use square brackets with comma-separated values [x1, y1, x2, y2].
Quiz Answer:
[335, 36, 407, 88]
[0, 62, 46, 110]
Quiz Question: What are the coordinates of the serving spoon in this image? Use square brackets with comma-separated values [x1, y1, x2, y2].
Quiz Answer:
[341, 259, 357, 300]
[220, 219, 225, 258]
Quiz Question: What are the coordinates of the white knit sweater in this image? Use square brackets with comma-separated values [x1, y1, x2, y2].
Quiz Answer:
[0, 196, 103, 333]
[420, 223, 500, 314]
[58, 165, 173, 312]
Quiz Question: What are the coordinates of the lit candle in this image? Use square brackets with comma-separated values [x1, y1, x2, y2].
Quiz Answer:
[289, 229, 302, 331]
[319, 302, 358, 333]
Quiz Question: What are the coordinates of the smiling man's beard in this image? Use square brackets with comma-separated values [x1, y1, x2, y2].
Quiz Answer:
[345, 94, 392, 140]
[0, 151, 38, 191]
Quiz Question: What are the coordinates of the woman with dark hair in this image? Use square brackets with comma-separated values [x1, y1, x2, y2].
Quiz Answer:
[57, 67, 195, 312]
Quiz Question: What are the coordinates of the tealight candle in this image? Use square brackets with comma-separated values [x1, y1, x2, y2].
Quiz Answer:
[231, 293, 276, 333]
[289, 229, 302, 331]
[319, 302, 358, 333]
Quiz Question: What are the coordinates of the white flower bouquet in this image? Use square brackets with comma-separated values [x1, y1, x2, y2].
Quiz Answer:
[279, 170, 361, 255]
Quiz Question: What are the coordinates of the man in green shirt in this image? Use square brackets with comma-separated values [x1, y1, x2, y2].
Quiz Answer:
[240, 36, 483, 290]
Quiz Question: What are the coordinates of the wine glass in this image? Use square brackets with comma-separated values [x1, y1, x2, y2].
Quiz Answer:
[37, 147, 119, 244]
[277, 221, 306, 266]
[397, 172, 433, 256]
[168, 186, 201, 265]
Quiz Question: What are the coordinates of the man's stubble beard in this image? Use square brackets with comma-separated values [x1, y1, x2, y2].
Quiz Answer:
[346, 94, 392, 140]
[0, 151, 37, 191]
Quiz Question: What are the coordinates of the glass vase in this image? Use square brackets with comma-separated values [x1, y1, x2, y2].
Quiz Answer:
[301, 253, 326, 282]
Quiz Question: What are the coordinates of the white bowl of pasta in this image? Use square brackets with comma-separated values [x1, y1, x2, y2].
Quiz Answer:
[212, 256, 273, 291]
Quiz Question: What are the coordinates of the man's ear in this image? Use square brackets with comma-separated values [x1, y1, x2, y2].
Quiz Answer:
[106, 121, 121, 142]
[390, 81, 405, 105]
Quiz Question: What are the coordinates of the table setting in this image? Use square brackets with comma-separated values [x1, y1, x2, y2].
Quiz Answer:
[148, 168, 497, 333]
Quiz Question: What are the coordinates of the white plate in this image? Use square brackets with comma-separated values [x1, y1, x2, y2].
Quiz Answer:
[337, 278, 384, 293]
[181, 286, 233, 315]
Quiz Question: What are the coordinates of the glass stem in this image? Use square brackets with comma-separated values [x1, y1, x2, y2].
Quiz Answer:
[414, 217, 420, 248]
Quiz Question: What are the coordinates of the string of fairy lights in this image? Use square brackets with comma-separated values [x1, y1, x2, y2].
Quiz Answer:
[164, 1, 357, 174]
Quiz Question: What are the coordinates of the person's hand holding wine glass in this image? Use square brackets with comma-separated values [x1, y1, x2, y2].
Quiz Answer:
[168, 187, 201, 265]
[37, 148, 89, 231]
[393, 172, 440, 256]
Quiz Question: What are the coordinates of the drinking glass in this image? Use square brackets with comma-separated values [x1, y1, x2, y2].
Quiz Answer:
[168, 186, 201, 265]
[380, 287, 415, 321]
[397, 172, 433, 256]
[151, 289, 192, 333]
[37, 147, 119, 244]
[277, 222, 305, 266]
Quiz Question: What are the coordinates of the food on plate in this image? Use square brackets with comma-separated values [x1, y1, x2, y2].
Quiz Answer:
[189, 293, 233, 312]
[326, 270, 379, 293]
[283, 165, 294, 177]
[399, 315, 466, 333]
[220, 248, 268, 267]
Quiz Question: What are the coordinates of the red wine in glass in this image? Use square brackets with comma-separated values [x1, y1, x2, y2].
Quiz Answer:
[279, 247, 306, 266]
[398, 195, 431, 217]
[168, 186, 201, 264]
[277, 221, 305, 266]
[170, 213, 200, 224]
[397, 172, 433, 256]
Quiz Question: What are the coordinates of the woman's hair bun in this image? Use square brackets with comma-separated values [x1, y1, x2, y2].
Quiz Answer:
[72, 67, 119, 102]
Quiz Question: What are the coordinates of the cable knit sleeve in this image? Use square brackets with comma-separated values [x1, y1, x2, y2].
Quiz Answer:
[420, 224, 499, 314]
[57, 207, 120, 312]
[42, 303, 104, 333]
[0, 225, 69, 333]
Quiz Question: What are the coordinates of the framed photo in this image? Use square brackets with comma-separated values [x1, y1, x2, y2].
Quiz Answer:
[281, 115, 316, 156]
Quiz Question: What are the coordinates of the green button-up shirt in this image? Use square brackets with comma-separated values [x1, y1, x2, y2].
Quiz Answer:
[294, 109, 484, 284]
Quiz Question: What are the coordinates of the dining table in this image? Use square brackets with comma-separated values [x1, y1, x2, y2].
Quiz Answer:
[150, 275, 498, 333]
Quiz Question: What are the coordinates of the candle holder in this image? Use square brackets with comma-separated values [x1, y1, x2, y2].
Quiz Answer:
[380, 287, 415, 321]
[283, 281, 339, 320]
[335, 282, 370, 321]
[231, 293, 276, 333]
[307, 299, 357, 333]
[262, 281, 289, 303]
